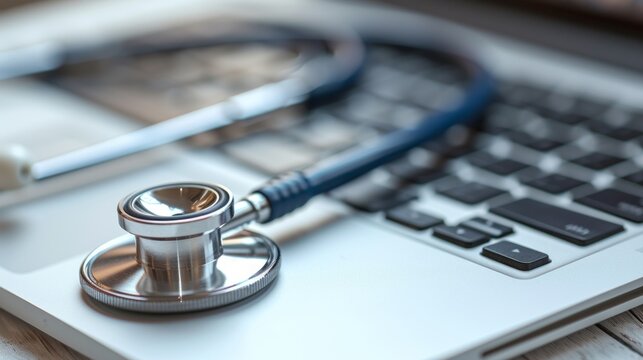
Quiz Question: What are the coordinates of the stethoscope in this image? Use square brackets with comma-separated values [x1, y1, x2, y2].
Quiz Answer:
[0, 20, 495, 313]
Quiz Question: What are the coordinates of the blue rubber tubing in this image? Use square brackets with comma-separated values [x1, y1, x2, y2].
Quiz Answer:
[256, 41, 496, 222]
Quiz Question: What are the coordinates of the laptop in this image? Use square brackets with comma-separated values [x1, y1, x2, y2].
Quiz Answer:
[1, 0, 643, 359]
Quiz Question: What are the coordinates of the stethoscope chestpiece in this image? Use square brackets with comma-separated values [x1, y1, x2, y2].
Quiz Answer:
[79, 183, 280, 313]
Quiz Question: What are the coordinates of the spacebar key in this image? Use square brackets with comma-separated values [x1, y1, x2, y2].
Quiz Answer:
[491, 198, 624, 245]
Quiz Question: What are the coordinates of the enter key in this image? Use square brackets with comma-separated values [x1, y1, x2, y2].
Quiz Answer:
[491, 198, 624, 246]
[576, 188, 643, 223]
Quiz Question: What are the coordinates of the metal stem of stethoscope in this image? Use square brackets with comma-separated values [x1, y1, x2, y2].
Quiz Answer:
[0, 77, 306, 189]
[34, 77, 308, 180]
[80, 183, 279, 313]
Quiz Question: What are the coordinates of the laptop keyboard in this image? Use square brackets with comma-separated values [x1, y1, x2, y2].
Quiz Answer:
[49, 43, 643, 278]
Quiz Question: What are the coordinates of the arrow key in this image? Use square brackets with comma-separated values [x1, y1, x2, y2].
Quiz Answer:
[481, 241, 550, 271]
[433, 225, 489, 248]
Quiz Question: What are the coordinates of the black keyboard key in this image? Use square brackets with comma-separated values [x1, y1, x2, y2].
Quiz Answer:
[480, 120, 513, 135]
[461, 217, 513, 238]
[576, 188, 643, 223]
[510, 132, 564, 152]
[385, 206, 443, 230]
[541, 97, 609, 125]
[570, 152, 625, 170]
[433, 225, 489, 248]
[549, 112, 587, 125]
[467, 151, 530, 176]
[387, 160, 448, 184]
[491, 198, 624, 245]
[498, 83, 549, 107]
[523, 174, 586, 194]
[337, 180, 417, 212]
[438, 182, 507, 204]
[465, 152, 497, 168]
[515, 168, 548, 183]
[571, 97, 611, 119]
[623, 170, 643, 186]
[526, 139, 565, 152]
[589, 122, 643, 141]
[482, 159, 529, 176]
[608, 127, 642, 141]
[424, 141, 477, 158]
[532, 93, 574, 119]
[482, 241, 551, 271]
[442, 146, 477, 159]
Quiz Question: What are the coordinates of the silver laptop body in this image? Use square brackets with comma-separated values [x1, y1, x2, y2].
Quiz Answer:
[1, 1, 643, 359]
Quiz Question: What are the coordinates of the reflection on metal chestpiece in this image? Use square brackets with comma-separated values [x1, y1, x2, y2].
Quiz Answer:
[79, 183, 281, 313]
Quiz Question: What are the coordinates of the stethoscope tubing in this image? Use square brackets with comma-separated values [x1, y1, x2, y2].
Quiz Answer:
[23, 26, 367, 182]
[253, 39, 496, 222]
[0, 21, 495, 227]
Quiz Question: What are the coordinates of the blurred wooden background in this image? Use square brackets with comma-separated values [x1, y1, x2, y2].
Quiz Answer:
[1, 306, 642, 359]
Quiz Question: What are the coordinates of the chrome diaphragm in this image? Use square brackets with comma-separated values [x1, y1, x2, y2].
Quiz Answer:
[80, 183, 280, 313]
